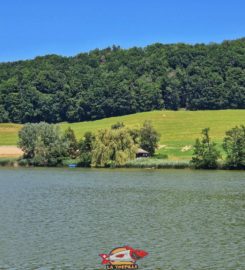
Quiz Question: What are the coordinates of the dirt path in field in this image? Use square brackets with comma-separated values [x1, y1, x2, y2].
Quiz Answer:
[0, 146, 23, 157]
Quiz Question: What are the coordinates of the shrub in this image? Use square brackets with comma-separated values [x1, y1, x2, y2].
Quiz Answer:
[191, 128, 220, 169]
[123, 158, 189, 169]
[223, 125, 245, 169]
[0, 158, 14, 166]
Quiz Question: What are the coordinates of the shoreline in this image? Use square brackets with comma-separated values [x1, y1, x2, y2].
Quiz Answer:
[0, 158, 243, 170]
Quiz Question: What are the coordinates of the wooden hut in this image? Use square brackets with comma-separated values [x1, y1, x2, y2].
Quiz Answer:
[136, 148, 150, 158]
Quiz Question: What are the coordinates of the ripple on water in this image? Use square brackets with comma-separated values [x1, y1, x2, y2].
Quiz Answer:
[0, 168, 244, 270]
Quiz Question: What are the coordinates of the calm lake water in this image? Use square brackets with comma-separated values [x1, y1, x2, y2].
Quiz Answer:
[0, 168, 244, 270]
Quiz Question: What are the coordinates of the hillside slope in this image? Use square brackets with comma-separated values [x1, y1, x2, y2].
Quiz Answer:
[1, 110, 244, 159]
[0, 38, 244, 123]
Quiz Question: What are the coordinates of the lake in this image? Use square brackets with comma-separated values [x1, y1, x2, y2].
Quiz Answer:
[0, 168, 244, 270]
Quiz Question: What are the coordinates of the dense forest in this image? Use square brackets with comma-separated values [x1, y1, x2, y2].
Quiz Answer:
[0, 38, 244, 123]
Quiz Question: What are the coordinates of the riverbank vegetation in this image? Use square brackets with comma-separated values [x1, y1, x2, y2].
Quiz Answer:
[123, 159, 189, 169]
[223, 125, 245, 169]
[13, 121, 245, 169]
[191, 126, 245, 169]
[18, 122, 71, 166]
[0, 38, 244, 124]
[17, 121, 161, 167]
[1, 110, 245, 161]
[191, 128, 221, 169]
[0, 157, 18, 166]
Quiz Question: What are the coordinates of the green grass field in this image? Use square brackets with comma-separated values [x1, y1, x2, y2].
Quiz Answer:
[0, 110, 244, 160]
[0, 123, 22, 146]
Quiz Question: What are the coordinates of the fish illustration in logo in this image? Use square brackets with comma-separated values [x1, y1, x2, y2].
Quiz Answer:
[99, 246, 148, 266]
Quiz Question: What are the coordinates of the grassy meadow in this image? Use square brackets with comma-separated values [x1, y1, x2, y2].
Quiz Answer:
[0, 124, 22, 146]
[0, 110, 244, 160]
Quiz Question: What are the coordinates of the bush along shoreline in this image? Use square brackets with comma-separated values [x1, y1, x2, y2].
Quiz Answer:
[0, 158, 19, 167]
[1, 122, 243, 170]
[0, 158, 241, 170]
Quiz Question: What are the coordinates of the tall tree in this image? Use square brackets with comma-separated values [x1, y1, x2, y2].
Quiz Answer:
[63, 127, 78, 158]
[91, 128, 137, 167]
[223, 125, 245, 169]
[191, 128, 220, 169]
[79, 131, 95, 167]
[139, 120, 160, 156]
[18, 122, 69, 166]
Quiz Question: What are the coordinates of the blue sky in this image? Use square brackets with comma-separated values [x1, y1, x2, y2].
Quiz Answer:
[0, 0, 244, 62]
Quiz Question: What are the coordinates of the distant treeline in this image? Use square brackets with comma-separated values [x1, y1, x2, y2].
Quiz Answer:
[0, 38, 245, 123]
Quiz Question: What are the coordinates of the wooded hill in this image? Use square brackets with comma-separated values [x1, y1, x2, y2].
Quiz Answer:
[0, 38, 244, 123]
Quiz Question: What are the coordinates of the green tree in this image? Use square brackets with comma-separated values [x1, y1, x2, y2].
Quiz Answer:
[0, 105, 9, 122]
[18, 122, 68, 166]
[79, 131, 95, 167]
[63, 127, 78, 158]
[18, 123, 39, 158]
[162, 86, 180, 110]
[139, 121, 160, 156]
[134, 75, 163, 111]
[91, 128, 137, 167]
[191, 128, 220, 169]
[223, 125, 245, 169]
[129, 128, 140, 144]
